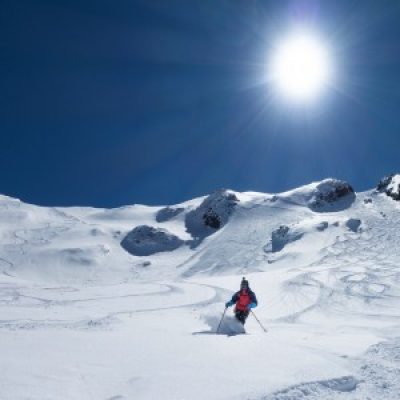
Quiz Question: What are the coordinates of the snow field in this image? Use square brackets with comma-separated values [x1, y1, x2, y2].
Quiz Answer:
[1, 182, 400, 399]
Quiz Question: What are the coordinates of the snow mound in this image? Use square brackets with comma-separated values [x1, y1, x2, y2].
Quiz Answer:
[264, 225, 304, 253]
[264, 376, 359, 399]
[377, 174, 400, 201]
[185, 189, 239, 239]
[266, 338, 400, 400]
[366, 338, 400, 365]
[155, 206, 184, 222]
[120, 225, 184, 256]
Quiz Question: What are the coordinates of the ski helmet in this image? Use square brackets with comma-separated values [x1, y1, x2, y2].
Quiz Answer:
[240, 277, 249, 289]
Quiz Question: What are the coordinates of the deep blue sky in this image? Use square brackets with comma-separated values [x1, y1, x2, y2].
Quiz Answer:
[1, 0, 400, 207]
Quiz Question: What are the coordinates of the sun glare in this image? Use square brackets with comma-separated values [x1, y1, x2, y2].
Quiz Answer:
[270, 31, 332, 102]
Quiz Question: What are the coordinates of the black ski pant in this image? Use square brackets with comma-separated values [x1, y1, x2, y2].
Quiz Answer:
[235, 309, 249, 325]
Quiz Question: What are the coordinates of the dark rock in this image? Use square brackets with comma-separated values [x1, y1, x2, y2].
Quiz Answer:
[316, 221, 329, 231]
[142, 261, 151, 267]
[264, 225, 303, 253]
[121, 225, 184, 256]
[203, 208, 221, 229]
[156, 207, 184, 223]
[346, 218, 361, 232]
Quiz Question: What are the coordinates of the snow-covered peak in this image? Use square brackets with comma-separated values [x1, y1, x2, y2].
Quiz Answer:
[377, 173, 400, 201]
[388, 174, 400, 193]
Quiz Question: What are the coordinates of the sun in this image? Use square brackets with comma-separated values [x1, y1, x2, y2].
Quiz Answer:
[270, 31, 332, 102]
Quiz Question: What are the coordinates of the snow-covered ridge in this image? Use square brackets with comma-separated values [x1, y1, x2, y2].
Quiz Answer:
[0, 175, 394, 283]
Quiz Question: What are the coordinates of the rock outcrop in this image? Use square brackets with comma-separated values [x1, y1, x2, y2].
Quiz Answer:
[121, 225, 184, 256]
[156, 206, 184, 223]
[346, 218, 361, 232]
[377, 174, 400, 201]
[308, 179, 355, 212]
[264, 225, 304, 253]
[185, 189, 239, 239]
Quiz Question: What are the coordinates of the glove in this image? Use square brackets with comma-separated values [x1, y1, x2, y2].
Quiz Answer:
[225, 301, 233, 308]
[248, 302, 257, 309]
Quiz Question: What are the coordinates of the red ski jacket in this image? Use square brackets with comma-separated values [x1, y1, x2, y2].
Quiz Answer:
[229, 289, 257, 311]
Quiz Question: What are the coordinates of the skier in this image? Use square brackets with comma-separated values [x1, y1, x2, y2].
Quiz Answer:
[225, 278, 258, 325]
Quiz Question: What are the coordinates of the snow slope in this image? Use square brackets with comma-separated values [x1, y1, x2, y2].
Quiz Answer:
[0, 179, 400, 399]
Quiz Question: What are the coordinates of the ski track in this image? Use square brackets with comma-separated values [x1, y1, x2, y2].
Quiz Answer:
[255, 195, 400, 400]
[276, 195, 400, 324]
[0, 281, 220, 331]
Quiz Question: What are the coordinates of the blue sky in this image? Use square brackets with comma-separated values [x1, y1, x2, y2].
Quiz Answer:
[1, 0, 400, 207]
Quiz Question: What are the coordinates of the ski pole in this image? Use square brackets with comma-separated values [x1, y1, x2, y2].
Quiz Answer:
[251, 310, 268, 333]
[216, 307, 227, 334]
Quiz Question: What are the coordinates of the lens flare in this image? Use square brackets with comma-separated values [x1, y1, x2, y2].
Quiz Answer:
[270, 32, 332, 102]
